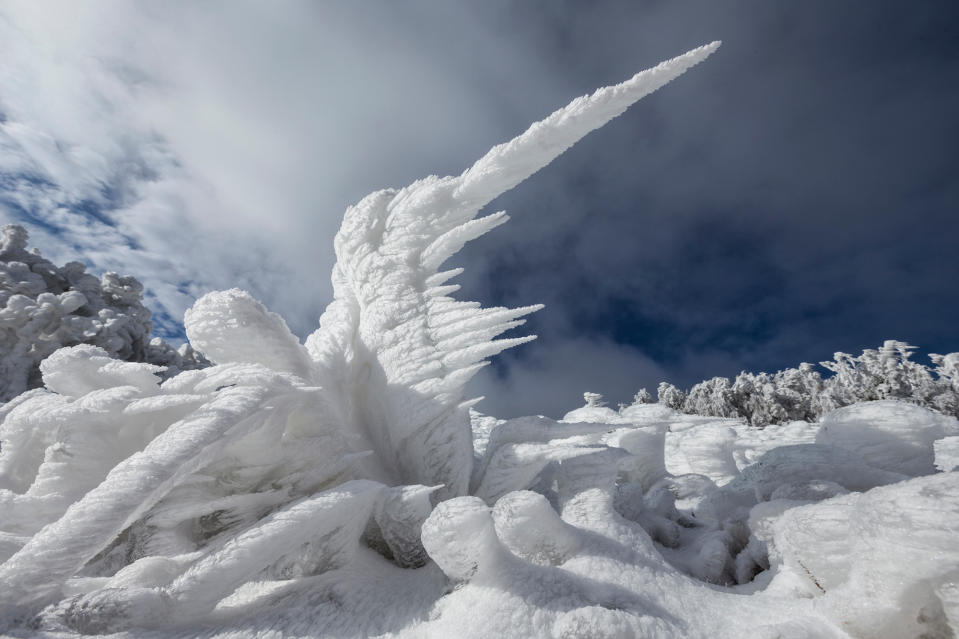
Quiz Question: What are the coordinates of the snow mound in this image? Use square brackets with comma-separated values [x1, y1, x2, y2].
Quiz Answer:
[760, 472, 959, 638]
[816, 399, 959, 476]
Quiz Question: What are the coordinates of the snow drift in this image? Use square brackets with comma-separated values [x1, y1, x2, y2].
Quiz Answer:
[1, 41, 958, 639]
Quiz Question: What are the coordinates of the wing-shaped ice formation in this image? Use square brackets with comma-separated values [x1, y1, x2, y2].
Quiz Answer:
[304, 41, 721, 499]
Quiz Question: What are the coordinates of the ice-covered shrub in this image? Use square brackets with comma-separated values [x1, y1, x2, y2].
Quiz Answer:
[635, 340, 959, 426]
[632, 388, 654, 405]
[657, 381, 686, 410]
[684, 376, 739, 419]
[0, 225, 207, 402]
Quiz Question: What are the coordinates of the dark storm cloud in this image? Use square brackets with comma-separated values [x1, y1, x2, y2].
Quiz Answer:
[455, 2, 959, 416]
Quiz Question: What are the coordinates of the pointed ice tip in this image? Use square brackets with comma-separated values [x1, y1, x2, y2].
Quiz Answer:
[459, 396, 484, 410]
[453, 41, 721, 208]
[703, 40, 722, 53]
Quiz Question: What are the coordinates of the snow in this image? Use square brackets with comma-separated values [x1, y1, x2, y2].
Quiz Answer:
[1, 40, 958, 638]
[184, 289, 313, 379]
[759, 472, 959, 638]
[816, 399, 959, 476]
[935, 436, 959, 472]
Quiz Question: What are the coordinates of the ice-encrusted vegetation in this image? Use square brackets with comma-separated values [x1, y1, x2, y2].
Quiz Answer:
[644, 340, 959, 426]
[0, 224, 208, 403]
[1, 42, 957, 638]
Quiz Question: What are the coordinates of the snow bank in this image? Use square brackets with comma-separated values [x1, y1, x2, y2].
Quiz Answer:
[760, 472, 959, 638]
[816, 399, 959, 475]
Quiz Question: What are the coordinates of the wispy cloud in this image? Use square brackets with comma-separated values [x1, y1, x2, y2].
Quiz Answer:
[0, 2, 567, 337]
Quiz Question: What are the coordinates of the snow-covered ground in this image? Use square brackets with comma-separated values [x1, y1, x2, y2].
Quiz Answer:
[1, 42, 957, 638]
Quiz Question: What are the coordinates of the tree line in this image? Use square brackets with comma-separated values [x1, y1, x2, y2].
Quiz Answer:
[631, 341, 959, 426]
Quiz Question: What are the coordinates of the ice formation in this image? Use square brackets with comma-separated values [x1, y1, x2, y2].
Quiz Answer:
[0, 224, 207, 402]
[1, 41, 958, 639]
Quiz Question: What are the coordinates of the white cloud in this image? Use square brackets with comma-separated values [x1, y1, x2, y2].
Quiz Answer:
[0, 2, 574, 337]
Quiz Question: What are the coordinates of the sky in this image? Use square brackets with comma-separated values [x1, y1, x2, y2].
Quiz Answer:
[1, 2, 957, 418]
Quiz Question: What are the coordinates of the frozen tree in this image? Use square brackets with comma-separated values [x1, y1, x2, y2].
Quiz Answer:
[727, 372, 778, 427]
[817, 341, 954, 417]
[583, 392, 607, 408]
[723, 364, 824, 427]
[646, 342, 957, 425]
[817, 351, 866, 410]
[633, 388, 654, 404]
[774, 362, 823, 422]
[0, 225, 207, 402]
[931, 352, 959, 390]
[684, 376, 738, 419]
[657, 382, 686, 410]
[929, 352, 959, 416]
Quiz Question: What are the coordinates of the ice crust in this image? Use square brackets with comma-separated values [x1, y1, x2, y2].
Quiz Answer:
[2, 41, 958, 638]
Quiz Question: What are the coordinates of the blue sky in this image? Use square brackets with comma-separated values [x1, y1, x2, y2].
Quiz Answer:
[1, 2, 957, 417]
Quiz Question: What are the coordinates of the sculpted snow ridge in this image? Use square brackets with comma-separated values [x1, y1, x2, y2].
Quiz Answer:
[3, 40, 958, 638]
